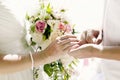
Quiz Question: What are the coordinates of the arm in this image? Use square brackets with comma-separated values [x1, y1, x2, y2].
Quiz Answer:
[69, 44, 120, 60]
[0, 50, 55, 74]
[0, 52, 41, 74]
[69, 29, 120, 60]
[0, 34, 78, 74]
[95, 46, 120, 60]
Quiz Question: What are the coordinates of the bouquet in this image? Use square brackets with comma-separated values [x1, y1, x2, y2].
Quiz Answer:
[26, 1, 78, 80]
[26, 2, 73, 50]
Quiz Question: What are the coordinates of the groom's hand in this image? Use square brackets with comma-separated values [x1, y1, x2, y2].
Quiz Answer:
[68, 29, 103, 59]
[79, 29, 103, 46]
[70, 29, 102, 51]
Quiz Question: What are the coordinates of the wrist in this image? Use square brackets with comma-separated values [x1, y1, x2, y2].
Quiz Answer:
[92, 45, 103, 58]
[34, 50, 51, 66]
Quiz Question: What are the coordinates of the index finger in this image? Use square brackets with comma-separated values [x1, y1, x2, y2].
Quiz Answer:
[60, 34, 77, 40]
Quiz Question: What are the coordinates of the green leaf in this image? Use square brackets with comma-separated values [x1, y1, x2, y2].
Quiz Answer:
[63, 21, 68, 24]
[44, 64, 53, 76]
[30, 24, 35, 33]
[45, 15, 50, 20]
[33, 68, 39, 79]
[58, 60, 63, 71]
[34, 17, 40, 22]
[37, 12, 40, 16]
[50, 14, 56, 19]
[72, 28, 75, 34]
[72, 28, 79, 34]
[30, 37, 36, 46]
[64, 73, 70, 80]
[30, 40, 36, 46]
[46, 3, 52, 14]
[72, 60, 77, 66]
[60, 9, 66, 12]
[41, 3, 45, 9]
[26, 13, 30, 20]
[38, 46, 42, 50]
[43, 24, 52, 40]
[68, 64, 73, 69]
[42, 35, 46, 41]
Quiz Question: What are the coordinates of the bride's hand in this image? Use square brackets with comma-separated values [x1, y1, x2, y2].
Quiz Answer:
[45, 34, 79, 61]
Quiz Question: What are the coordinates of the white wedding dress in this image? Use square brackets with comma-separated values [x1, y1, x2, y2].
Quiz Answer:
[0, 0, 50, 80]
[0, 1, 33, 80]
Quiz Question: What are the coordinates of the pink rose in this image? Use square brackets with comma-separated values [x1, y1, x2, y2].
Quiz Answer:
[35, 21, 46, 33]
[59, 23, 65, 30]
[59, 23, 72, 33]
[65, 24, 72, 33]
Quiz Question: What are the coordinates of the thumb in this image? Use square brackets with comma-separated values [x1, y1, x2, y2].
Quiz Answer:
[96, 39, 102, 44]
